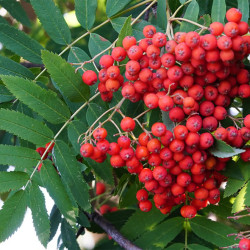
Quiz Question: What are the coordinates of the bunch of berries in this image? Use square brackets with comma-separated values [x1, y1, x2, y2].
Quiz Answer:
[80, 7, 250, 220]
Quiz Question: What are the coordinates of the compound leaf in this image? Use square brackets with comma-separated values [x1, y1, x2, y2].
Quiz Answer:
[42, 51, 90, 102]
[1, 75, 70, 124]
[211, 0, 226, 24]
[28, 182, 50, 247]
[30, 0, 71, 45]
[0, 109, 54, 146]
[40, 160, 77, 226]
[0, 24, 44, 64]
[75, 0, 97, 30]
[180, 0, 200, 32]
[106, 0, 132, 17]
[0, 190, 27, 242]
[190, 216, 238, 247]
[0, 171, 29, 193]
[53, 140, 90, 211]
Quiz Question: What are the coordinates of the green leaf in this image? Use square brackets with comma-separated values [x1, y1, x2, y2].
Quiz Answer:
[134, 217, 184, 248]
[211, 0, 226, 24]
[0, 190, 27, 242]
[67, 120, 88, 154]
[222, 160, 245, 180]
[0, 24, 44, 64]
[209, 138, 245, 158]
[49, 205, 61, 241]
[116, 16, 132, 47]
[157, 0, 167, 31]
[111, 18, 164, 40]
[61, 219, 80, 250]
[179, 0, 199, 32]
[232, 181, 250, 212]
[53, 140, 90, 211]
[75, 0, 97, 30]
[28, 182, 50, 247]
[224, 178, 246, 197]
[0, 85, 14, 103]
[0, 171, 29, 192]
[166, 243, 184, 250]
[85, 157, 114, 185]
[0, 109, 54, 146]
[0, 0, 31, 27]
[0, 55, 34, 79]
[188, 244, 211, 250]
[1, 75, 70, 124]
[88, 33, 112, 65]
[121, 206, 166, 240]
[42, 51, 90, 102]
[0, 144, 40, 169]
[238, 0, 249, 25]
[30, 0, 71, 45]
[68, 47, 96, 73]
[40, 160, 77, 226]
[243, 98, 250, 117]
[162, 110, 175, 132]
[106, 0, 132, 17]
[190, 216, 238, 247]
[78, 212, 90, 228]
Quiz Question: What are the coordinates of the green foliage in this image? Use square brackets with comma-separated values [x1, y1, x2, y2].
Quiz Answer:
[53, 140, 90, 211]
[190, 217, 238, 247]
[61, 219, 80, 250]
[116, 16, 132, 47]
[0, 171, 29, 192]
[42, 51, 90, 102]
[49, 205, 61, 241]
[0, 55, 34, 79]
[0, 24, 44, 64]
[224, 178, 246, 197]
[134, 217, 184, 248]
[238, 0, 249, 22]
[1, 76, 71, 124]
[157, 0, 167, 31]
[30, 0, 71, 45]
[0, 109, 54, 146]
[0, 144, 40, 169]
[75, 0, 97, 31]
[162, 110, 175, 132]
[179, 0, 200, 32]
[211, 0, 226, 23]
[209, 137, 245, 158]
[40, 160, 78, 226]
[28, 182, 50, 247]
[0, 190, 27, 242]
[106, 0, 132, 17]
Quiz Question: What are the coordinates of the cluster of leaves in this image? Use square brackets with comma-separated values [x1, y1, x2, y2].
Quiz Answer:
[0, 0, 249, 249]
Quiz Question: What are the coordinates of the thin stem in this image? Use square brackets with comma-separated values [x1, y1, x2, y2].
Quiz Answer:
[171, 0, 192, 18]
[131, 0, 157, 25]
[112, 0, 154, 18]
[165, 1, 173, 40]
[134, 108, 151, 119]
[170, 17, 208, 29]
[110, 119, 123, 135]
[184, 218, 188, 250]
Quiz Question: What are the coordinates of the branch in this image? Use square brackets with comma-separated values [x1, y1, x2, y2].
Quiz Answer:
[84, 211, 142, 250]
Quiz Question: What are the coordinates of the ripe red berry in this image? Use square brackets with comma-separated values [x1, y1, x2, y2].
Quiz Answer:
[80, 143, 94, 157]
[177, 172, 191, 187]
[199, 132, 214, 149]
[120, 117, 136, 132]
[151, 122, 166, 137]
[209, 22, 224, 36]
[122, 36, 137, 50]
[226, 8, 242, 23]
[82, 70, 97, 86]
[136, 189, 148, 201]
[111, 47, 126, 61]
[143, 25, 156, 38]
[110, 154, 125, 168]
[96, 182, 106, 195]
[180, 205, 197, 219]
[239, 238, 250, 250]
[153, 166, 167, 181]
[99, 55, 114, 68]
[139, 200, 152, 212]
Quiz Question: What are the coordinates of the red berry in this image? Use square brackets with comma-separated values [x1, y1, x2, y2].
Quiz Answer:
[120, 117, 136, 132]
[80, 143, 94, 157]
[96, 182, 106, 195]
[239, 238, 250, 250]
[82, 70, 97, 86]
[136, 189, 148, 201]
[139, 200, 152, 212]
[180, 205, 197, 219]
[226, 8, 242, 23]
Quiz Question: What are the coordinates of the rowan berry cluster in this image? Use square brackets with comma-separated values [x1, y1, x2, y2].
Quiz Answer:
[80, 8, 250, 220]
[35, 142, 55, 171]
